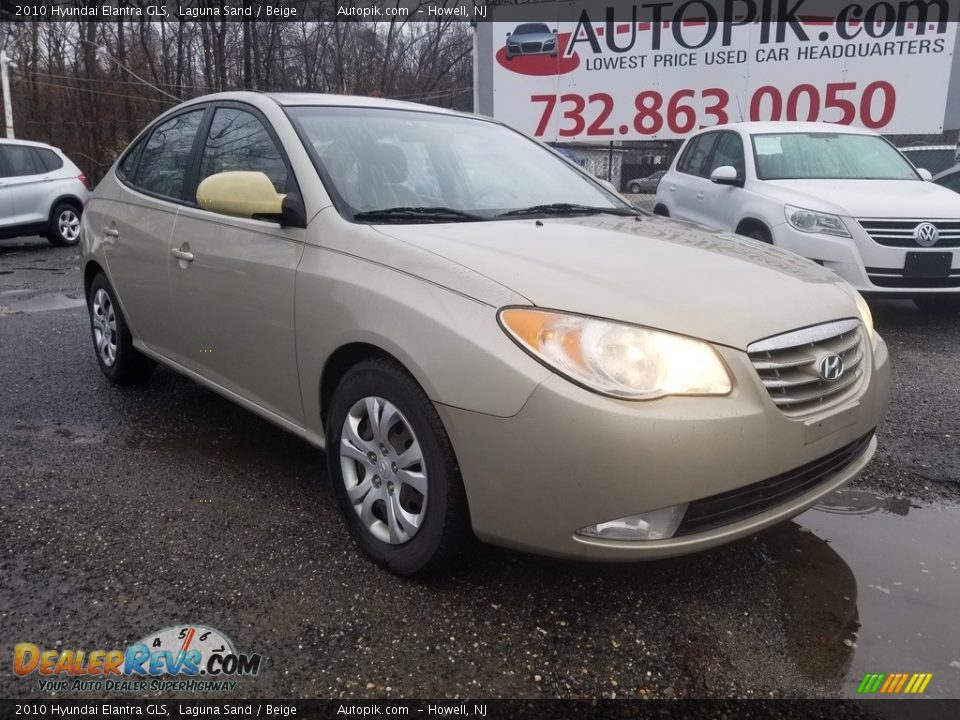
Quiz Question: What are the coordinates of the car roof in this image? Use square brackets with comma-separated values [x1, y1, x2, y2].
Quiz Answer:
[707, 121, 880, 136]
[174, 90, 471, 118]
[0, 138, 60, 151]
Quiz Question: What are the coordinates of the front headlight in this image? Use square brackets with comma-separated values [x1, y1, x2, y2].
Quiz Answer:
[499, 308, 732, 400]
[784, 204, 850, 237]
[853, 291, 875, 342]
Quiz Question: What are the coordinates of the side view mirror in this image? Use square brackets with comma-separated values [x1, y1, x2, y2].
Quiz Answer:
[917, 168, 933, 181]
[710, 165, 743, 187]
[197, 171, 287, 221]
[553, 29, 558, 33]
[506, 32, 511, 37]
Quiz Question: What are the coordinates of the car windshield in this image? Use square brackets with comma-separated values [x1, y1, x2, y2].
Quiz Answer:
[515, 24, 550, 34]
[287, 106, 626, 221]
[751, 132, 919, 181]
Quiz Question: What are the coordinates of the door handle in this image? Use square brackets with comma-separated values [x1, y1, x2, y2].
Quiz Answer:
[696, 191, 705, 200]
[669, 185, 676, 192]
[103, 227, 120, 237]
[171, 247, 194, 262]
[42, 177, 53, 183]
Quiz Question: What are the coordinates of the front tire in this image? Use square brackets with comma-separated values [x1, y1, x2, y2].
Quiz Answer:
[48, 202, 82, 247]
[628, 182, 641, 193]
[913, 294, 960, 314]
[326, 358, 470, 576]
[743, 226, 773, 244]
[87, 273, 155, 385]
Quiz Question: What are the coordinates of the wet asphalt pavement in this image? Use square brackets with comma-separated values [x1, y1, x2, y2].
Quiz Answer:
[1, 237, 958, 701]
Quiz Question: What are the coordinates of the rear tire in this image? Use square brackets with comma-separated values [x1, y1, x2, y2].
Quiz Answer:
[326, 358, 470, 577]
[628, 182, 641, 193]
[913, 295, 960, 314]
[87, 273, 155, 385]
[48, 202, 82, 247]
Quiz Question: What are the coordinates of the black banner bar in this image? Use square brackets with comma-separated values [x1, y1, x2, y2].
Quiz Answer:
[1, 699, 959, 720]
[5, 1, 960, 23]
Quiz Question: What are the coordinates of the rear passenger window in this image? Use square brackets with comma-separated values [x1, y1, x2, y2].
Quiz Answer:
[0, 145, 42, 177]
[198, 107, 290, 194]
[117, 137, 145, 180]
[134, 110, 204, 199]
[36, 148, 64, 172]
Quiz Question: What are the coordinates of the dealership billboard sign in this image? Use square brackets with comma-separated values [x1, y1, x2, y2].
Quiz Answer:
[475, 0, 960, 141]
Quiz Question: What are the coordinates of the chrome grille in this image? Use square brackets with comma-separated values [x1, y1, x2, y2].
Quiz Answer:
[857, 219, 960, 248]
[747, 319, 865, 416]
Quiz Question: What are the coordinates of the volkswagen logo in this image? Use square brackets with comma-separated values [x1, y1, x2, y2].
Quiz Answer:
[914, 222, 940, 247]
[818, 354, 844, 382]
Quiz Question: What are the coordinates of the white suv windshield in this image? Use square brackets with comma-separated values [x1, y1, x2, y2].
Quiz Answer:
[751, 132, 919, 181]
[287, 106, 625, 221]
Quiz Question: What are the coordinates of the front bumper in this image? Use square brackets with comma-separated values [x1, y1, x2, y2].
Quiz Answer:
[771, 221, 960, 295]
[438, 336, 890, 561]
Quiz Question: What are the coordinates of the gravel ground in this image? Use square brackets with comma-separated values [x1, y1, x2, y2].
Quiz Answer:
[1, 237, 958, 702]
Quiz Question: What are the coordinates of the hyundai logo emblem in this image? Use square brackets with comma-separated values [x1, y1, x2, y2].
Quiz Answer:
[914, 222, 940, 247]
[818, 354, 844, 382]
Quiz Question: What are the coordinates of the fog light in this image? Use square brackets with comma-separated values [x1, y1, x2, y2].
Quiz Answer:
[576, 504, 688, 541]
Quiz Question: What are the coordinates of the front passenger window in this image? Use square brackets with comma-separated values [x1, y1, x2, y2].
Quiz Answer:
[708, 133, 745, 178]
[135, 110, 204, 199]
[198, 108, 290, 194]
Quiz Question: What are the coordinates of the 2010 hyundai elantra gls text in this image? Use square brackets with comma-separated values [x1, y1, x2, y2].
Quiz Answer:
[81, 93, 890, 575]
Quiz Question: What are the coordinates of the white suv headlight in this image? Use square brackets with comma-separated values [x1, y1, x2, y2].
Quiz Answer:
[499, 308, 732, 400]
[785, 204, 850, 237]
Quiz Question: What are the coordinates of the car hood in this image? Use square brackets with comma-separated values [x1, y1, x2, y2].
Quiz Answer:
[759, 179, 960, 219]
[375, 214, 859, 350]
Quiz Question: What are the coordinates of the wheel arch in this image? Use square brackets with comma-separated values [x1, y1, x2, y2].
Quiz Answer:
[735, 216, 772, 238]
[83, 259, 106, 300]
[48, 194, 84, 225]
[653, 203, 670, 216]
[320, 342, 412, 427]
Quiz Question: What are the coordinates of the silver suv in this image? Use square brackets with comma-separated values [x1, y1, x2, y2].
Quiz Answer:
[0, 139, 92, 246]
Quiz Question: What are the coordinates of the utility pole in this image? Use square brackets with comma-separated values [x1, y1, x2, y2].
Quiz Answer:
[0, 49, 13, 138]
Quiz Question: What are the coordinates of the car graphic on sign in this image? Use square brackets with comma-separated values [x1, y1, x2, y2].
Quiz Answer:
[505, 23, 558, 59]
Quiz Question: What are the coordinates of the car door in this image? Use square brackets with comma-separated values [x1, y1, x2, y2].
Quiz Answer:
[167, 104, 306, 426]
[97, 107, 207, 358]
[0, 144, 48, 227]
[0, 154, 13, 228]
[698, 131, 746, 232]
[661, 132, 721, 225]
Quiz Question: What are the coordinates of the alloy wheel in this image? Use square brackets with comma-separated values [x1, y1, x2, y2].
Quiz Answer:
[58, 209, 81, 243]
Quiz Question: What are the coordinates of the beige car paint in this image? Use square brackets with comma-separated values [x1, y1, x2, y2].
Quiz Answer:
[82, 91, 891, 561]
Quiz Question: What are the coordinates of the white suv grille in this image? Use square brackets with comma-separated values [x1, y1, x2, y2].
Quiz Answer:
[858, 219, 960, 248]
[747, 319, 865, 416]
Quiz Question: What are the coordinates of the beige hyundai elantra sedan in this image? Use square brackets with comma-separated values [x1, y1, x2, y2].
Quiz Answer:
[81, 92, 890, 575]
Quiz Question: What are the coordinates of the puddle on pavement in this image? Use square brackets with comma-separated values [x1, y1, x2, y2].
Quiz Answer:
[0, 292, 85, 315]
[760, 489, 960, 698]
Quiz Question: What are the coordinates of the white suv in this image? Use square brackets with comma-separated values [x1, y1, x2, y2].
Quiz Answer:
[654, 121, 960, 313]
[0, 138, 92, 246]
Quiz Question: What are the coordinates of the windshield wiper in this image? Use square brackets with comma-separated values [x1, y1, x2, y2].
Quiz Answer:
[497, 203, 642, 218]
[353, 207, 486, 223]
